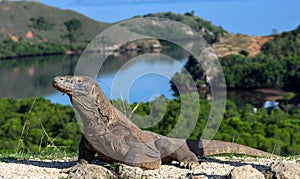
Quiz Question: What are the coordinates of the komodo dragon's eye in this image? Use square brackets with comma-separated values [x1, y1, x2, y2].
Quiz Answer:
[77, 79, 82, 83]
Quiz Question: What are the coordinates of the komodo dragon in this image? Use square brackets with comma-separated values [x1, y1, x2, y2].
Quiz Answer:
[53, 75, 276, 170]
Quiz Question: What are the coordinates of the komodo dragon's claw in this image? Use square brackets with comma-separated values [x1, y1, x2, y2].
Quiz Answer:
[61, 163, 82, 174]
[179, 161, 200, 170]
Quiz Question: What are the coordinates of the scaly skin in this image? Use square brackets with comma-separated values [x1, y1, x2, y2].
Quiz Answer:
[53, 75, 276, 170]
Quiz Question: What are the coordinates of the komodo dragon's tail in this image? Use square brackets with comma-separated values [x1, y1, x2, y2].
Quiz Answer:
[186, 139, 277, 157]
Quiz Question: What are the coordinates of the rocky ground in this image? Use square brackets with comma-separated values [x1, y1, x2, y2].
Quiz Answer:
[0, 156, 299, 178]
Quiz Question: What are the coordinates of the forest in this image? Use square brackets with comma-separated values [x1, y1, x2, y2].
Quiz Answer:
[220, 25, 300, 89]
[0, 93, 299, 155]
[0, 98, 80, 153]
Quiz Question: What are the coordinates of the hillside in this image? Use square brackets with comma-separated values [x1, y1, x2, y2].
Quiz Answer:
[140, 12, 227, 44]
[0, 1, 109, 44]
[176, 25, 300, 90]
[0, 1, 297, 61]
[0, 3, 228, 58]
[213, 34, 273, 57]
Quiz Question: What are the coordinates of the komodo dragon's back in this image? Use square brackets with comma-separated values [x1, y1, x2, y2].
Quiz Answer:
[53, 75, 277, 170]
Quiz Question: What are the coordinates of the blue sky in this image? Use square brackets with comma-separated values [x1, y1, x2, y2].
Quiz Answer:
[39, 0, 300, 35]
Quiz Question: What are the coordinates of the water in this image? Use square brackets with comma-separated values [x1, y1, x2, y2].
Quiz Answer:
[0, 47, 189, 105]
[0, 55, 78, 99]
[0, 47, 290, 107]
[46, 52, 189, 105]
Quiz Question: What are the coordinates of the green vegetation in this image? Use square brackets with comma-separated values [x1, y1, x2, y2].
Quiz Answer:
[218, 101, 300, 154]
[0, 1, 109, 58]
[173, 25, 300, 90]
[0, 98, 80, 154]
[1, 96, 299, 155]
[171, 55, 205, 96]
[0, 2, 225, 58]
[29, 17, 55, 31]
[142, 12, 227, 44]
[164, 26, 300, 155]
[128, 95, 300, 155]
[0, 39, 69, 58]
[64, 18, 82, 50]
[220, 25, 300, 89]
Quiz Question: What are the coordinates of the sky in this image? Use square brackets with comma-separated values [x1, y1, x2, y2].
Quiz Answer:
[38, 0, 300, 36]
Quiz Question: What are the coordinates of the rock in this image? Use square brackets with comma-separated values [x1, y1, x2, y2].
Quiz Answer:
[117, 164, 192, 178]
[67, 163, 116, 179]
[271, 160, 300, 179]
[227, 165, 265, 179]
[116, 164, 146, 179]
[1, 157, 299, 178]
[121, 39, 161, 51]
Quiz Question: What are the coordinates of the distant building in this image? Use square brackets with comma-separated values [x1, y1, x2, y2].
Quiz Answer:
[263, 101, 279, 113]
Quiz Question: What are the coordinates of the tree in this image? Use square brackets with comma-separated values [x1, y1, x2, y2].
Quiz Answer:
[184, 10, 195, 17]
[271, 28, 279, 35]
[29, 17, 54, 31]
[239, 50, 249, 56]
[64, 18, 82, 32]
[64, 18, 82, 50]
[170, 55, 205, 96]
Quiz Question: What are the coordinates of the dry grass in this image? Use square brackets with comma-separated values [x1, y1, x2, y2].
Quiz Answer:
[213, 34, 273, 57]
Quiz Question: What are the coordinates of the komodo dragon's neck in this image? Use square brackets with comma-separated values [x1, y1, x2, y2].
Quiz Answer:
[71, 84, 119, 129]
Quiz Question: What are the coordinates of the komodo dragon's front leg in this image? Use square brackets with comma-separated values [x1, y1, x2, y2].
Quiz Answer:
[78, 135, 96, 164]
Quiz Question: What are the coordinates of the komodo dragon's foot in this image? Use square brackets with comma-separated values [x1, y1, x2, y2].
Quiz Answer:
[179, 161, 200, 170]
[178, 158, 208, 170]
[61, 159, 89, 175]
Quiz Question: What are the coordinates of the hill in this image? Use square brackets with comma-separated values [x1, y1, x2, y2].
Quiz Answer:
[1, 1, 296, 61]
[0, 3, 227, 58]
[138, 12, 227, 44]
[213, 34, 273, 57]
[174, 25, 300, 91]
[220, 25, 300, 89]
[0, 1, 109, 44]
[0, 1, 109, 58]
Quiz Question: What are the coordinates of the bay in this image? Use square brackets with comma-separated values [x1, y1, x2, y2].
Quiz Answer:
[46, 51, 189, 105]
[0, 46, 190, 105]
[0, 47, 290, 108]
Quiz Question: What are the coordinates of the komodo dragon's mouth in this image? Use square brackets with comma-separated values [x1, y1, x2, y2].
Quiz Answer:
[52, 77, 73, 95]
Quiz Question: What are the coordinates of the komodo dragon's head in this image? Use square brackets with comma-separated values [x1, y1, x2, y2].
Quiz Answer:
[52, 75, 98, 97]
